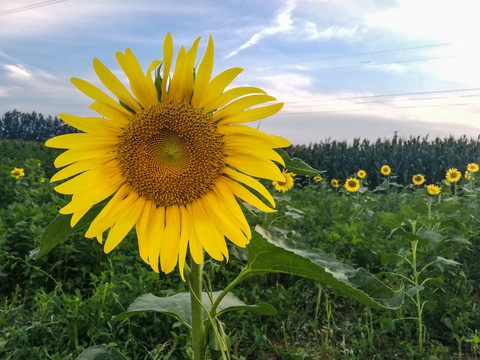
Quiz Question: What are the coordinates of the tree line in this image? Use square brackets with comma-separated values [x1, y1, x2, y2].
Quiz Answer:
[0, 110, 78, 142]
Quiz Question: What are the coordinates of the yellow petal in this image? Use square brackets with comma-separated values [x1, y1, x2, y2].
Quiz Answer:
[218, 124, 291, 148]
[116, 49, 157, 108]
[223, 167, 275, 208]
[212, 95, 276, 122]
[147, 206, 165, 273]
[71, 77, 131, 116]
[104, 196, 145, 253]
[199, 67, 243, 108]
[202, 191, 249, 248]
[93, 58, 142, 113]
[161, 33, 173, 102]
[89, 101, 130, 126]
[191, 35, 214, 108]
[136, 201, 157, 263]
[191, 200, 225, 261]
[53, 148, 117, 168]
[214, 179, 251, 238]
[203, 87, 266, 114]
[50, 152, 117, 183]
[224, 142, 285, 167]
[186, 203, 204, 265]
[46, 133, 119, 150]
[178, 205, 191, 281]
[218, 103, 284, 125]
[58, 114, 122, 134]
[222, 177, 276, 213]
[225, 154, 284, 181]
[160, 205, 181, 273]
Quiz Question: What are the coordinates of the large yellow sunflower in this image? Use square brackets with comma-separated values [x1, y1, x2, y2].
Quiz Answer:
[272, 169, 294, 192]
[445, 168, 461, 183]
[344, 178, 360, 192]
[46, 34, 290, 279]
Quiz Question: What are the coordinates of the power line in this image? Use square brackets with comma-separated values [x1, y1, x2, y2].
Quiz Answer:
[0, 0, 67, 17]
[256, 42, 453, 68]
[287, 87, 480, 105]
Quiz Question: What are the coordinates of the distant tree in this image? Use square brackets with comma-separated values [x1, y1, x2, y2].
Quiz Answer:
[0, 110, 78, 142]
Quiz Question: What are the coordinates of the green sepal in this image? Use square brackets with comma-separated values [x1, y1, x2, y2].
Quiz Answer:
[247, 226, 404, 310]
[275, 149, 320, 176]
[154, 64, 163, 101]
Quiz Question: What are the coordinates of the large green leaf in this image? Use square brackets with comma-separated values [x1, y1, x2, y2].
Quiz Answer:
[30, 203, 104, 259]
[275, 149, 320, 176]
[248, 226, 404, 310]
[76, 345, 128, 360]
[113, 291, 276, 327]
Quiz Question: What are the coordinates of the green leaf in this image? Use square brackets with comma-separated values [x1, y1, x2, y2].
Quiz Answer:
[381, 253, 403, 266]
[248, 226, 404, 310]
[399, 203, 418, 219]
[275, 149, 320, 176]
[30, 203, 104, 259]
[76, 345, 128, 360]
[113, 292, 276, 327]
[406, 285, 424, 297]
[377, 212, 403, 230]
[423, 300, 437, 311]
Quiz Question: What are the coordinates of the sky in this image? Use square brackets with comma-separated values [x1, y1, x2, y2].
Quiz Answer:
[1, 0, 480, 145]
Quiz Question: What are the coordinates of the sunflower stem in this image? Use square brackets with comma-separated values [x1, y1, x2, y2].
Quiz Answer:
[189, 261, 205, 360]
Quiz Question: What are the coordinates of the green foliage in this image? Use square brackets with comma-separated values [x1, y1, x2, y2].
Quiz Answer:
[288, 134, 480, 187]
[1, 138, 480, 359]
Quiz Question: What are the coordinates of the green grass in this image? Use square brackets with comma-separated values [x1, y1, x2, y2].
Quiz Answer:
[1, 138, 479, 359]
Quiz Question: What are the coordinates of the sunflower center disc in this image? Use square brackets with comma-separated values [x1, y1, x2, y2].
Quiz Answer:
[117, 101, 225, 206]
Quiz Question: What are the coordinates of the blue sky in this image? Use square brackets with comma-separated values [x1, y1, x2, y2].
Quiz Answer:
[1, 0, 480, 144]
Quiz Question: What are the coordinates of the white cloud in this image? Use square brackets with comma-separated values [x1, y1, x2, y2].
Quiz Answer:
[226, 0, 298, 58]
[302, 22, 358, 40]
[4, 64, 31, 78]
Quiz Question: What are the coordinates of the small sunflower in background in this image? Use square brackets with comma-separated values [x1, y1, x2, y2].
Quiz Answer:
[412, 174, 425, 185]
[380, 165, 391, 175]
[331, 179, 339, 188]
[427, 184, 441, 195]
[344, 178, 360, 192]
[467, 163, 479, 173]
[10, 168, 25, 179]
[313, 175, 322, 182]
[272, 169, 294, 192]
[357, 170, 366, 179]
[445, 168, 461, 183]
[465, 171, 472, 180]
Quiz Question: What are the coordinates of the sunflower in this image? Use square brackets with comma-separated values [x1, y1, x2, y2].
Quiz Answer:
[344, 178, 360, 192]
[465, 171, 471, 180]
[445, 168, 461, 183]
[46, 34, 290, 278]
[467, 163, 479, 173]
[357, 170, 366, 179]
[412, 174, 425, 185]
[380, 165, 391, 175]
[10, 168, 25, 179]
[427, 184, 441, 195]
[313, 175, 322, 182]
[272, 169, 294, 192]
[331, 179, 339, 188]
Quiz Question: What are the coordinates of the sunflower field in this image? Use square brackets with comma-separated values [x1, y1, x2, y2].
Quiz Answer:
[1, 136, 480, 359]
